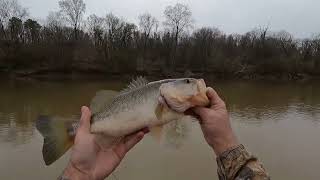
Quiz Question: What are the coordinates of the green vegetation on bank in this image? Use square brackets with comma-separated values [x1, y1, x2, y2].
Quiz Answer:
[1, 0, 320, 80]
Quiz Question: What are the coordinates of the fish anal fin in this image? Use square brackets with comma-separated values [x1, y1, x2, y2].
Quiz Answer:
[149, 125, 164, 143]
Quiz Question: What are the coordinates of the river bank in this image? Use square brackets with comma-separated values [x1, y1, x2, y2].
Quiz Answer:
[0, 67, 317, 82]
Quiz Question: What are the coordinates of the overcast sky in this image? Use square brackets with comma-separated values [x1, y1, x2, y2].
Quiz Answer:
[20, 0, 319, 38]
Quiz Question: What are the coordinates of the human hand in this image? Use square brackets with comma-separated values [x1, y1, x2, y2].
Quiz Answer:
[193, 87, 239, 156]
[61, 106, 147, 180]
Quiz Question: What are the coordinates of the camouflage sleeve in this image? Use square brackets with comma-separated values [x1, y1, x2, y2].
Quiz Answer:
[216, 144, 270, 180]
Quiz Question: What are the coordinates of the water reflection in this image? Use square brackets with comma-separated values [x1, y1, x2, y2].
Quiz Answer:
[214, 81, 320, 124]
[0, 110, 36, 145]
[1, 79, 320, 145]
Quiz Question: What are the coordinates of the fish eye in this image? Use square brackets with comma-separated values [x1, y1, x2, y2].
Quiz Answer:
[185, 79, 190, 84]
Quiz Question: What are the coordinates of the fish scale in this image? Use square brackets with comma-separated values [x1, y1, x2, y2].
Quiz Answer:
[92, 79, 167, 123]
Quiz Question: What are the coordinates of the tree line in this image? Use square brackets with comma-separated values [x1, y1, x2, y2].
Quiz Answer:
[1, 0, 320, 80]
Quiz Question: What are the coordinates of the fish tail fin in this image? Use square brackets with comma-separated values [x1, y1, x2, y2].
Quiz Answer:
[36, 115, 76, 166]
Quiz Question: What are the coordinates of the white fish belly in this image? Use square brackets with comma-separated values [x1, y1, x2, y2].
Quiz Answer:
[91, 102, 158, 137]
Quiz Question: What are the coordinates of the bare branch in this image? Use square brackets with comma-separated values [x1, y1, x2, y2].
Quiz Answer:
[58, 0, 86, 40]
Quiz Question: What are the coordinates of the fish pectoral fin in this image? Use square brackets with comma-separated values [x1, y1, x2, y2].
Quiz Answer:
[155, 103, 164, 120]
[155, 101, 172, 122]
[149, 125, 164, 143]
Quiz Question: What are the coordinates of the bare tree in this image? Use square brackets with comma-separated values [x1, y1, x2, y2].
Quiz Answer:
[105, 13, 125, 49]
[0, 0, 28, 39]
[164, 3, 192, 44]
[46, 11, 65, 29]
[121, 22, 136, 48]
[44, 11, 67, 43]
[138, 13, 158, 50]
[58, 0, 86, 40]
[273, 31, 294, 57]
[87, 14, 105, 46]
[0, 0, 28, 22]
[257, 26, 269, 46]
[163, 3, 193, 68]
[193, 27, 217, 70]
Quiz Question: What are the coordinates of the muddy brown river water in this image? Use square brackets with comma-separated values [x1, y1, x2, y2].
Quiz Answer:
[0, 78, 320, 179]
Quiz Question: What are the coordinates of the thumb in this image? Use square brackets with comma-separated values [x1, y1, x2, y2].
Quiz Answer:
[79, 106, 91, 133]
[206, 87, 225, 108]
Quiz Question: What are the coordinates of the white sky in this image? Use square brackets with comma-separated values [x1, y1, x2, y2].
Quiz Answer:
[20, 0, 320, 38]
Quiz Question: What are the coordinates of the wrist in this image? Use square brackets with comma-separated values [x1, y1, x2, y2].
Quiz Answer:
[60, 162, 91, 180]
[211, 133, 239, 156]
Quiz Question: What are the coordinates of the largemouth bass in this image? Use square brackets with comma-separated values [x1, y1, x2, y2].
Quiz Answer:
[36, 77, 209, 165]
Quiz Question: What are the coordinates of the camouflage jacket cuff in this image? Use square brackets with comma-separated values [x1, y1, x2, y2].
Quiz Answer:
[216, 144, 257, 180]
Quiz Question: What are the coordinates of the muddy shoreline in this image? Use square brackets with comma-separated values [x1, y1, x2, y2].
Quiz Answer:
[0, 68, 318, 82]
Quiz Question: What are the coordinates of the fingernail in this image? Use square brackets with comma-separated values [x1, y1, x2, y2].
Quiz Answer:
[81, 106, 86, 113]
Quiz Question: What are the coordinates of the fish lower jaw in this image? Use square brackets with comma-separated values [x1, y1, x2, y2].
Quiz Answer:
[167, 101, 191, 113]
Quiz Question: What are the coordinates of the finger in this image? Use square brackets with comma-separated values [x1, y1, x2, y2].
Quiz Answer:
[123, 131, 144, 152]
[141, 127, 150, 134]
[206, 87, 225, 108]
[193, 106, 209, 118]
[79, 106, 91, 133]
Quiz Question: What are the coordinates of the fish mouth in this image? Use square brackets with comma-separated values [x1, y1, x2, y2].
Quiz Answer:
[158, 79, 210, 112]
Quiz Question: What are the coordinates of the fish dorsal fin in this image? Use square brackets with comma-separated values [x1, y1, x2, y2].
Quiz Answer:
[90, 90, 119, 114]
[120, 76, 148, 94]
